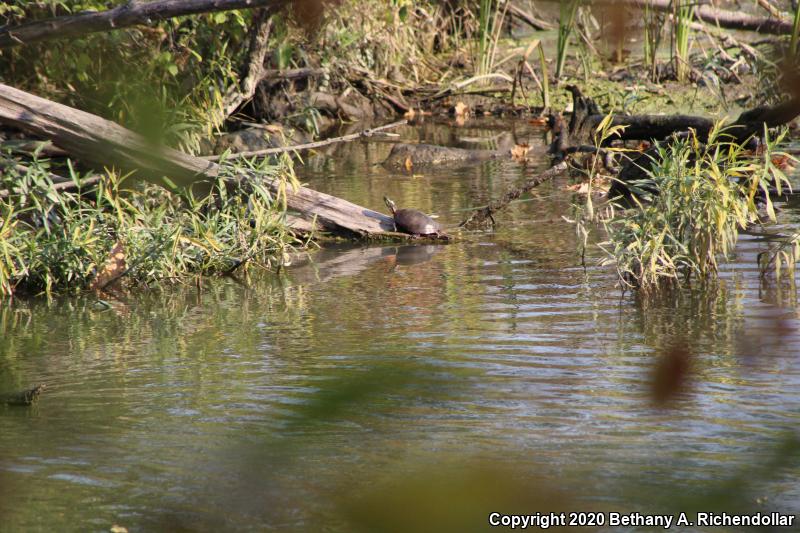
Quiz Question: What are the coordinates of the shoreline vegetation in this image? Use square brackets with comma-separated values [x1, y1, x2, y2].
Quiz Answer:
[0, 0, 799, 297]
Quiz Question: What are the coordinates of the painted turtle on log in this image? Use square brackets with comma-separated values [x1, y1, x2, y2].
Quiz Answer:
[384, 196, 445, 238]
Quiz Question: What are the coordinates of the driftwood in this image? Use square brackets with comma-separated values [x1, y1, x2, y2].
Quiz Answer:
[204, 120, 407, 161]
[0, 384, 46, 406]
[460, 161, 569, 228]
[0, 0, 287, 48]
[0, 83, 414, 239]
[605, 0, 795, 35]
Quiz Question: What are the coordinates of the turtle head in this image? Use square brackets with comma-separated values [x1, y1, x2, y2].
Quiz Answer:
[384, 196, 397, 214]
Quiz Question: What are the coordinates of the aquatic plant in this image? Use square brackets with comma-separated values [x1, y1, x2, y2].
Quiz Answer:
[0, 154, 301, 298]
[555, 0, 580, 80]
[602, 125, 794, 291]
[643, 3, 665, 82]
[672, 0, 694, 82]
[474, 0, 508, 79]
[792, 3, 800, 57]
[758, 231, 800, 281]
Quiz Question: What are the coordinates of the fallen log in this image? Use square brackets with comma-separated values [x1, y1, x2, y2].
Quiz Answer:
[0, 0, 286, 48]
[562, 85, 800, 146]
[0, 83, 410, 240]
[602, 0, 795, 35]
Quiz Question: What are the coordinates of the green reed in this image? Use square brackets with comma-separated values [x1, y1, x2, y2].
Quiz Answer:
[475, 0, 508, 78]
[0, 154, 301, 298]
[791, 4, 800, 57]
[643, 3, 664, 81]
[555, 0, 580, 80]
[602, 126, 793, 291]
[673, 0, 694, 82]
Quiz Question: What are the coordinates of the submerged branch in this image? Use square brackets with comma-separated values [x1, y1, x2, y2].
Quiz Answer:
[460, 161, 569, 229]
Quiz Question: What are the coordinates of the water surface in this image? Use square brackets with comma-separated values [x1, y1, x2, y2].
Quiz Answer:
[1, 120, 799, 531]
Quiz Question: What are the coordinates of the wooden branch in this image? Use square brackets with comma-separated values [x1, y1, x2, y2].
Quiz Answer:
[459, 161, 568, 228]
[507, 4, 553, 30]
[0, 162, 102, 198]
[601, 0, 794, 35]
[260, 67, 326, 82]
[0, 0, 287, 48]
[0, 139, 68, 157]
[0, 83, 406, 239]
[755, 0, 782, 19]
[222, 11, 273, 118]
[204, 120, 408, 161]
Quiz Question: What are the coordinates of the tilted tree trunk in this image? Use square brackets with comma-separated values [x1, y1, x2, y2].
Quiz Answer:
[0, 0, 287, 48]
[0, 83, 406, 239]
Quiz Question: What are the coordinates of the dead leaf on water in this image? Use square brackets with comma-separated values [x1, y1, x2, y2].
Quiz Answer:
[404, 156, 414, 172]
[511, 143, 530, 162]
[89, 241, 127, 291]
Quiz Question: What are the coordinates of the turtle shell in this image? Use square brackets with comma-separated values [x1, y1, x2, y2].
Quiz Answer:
[393, 208, 441, 236]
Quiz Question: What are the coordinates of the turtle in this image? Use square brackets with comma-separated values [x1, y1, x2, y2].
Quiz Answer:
[384, 196, 446, 238]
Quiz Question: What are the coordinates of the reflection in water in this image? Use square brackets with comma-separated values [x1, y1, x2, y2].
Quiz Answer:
[384, 244, 440, 267]
[0, 120, 799, 530]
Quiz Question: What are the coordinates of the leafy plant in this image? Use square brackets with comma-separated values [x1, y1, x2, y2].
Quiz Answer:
[644, 3, 665, 81]
[0, 154, 302, 298]
[474, 0, 509, 79]
[791, 3, 800, 57]
[601, 125, 794, 291]
[673, 0, 694, 82]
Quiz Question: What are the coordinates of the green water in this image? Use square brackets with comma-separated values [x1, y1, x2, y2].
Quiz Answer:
[1, 121, 799, 532]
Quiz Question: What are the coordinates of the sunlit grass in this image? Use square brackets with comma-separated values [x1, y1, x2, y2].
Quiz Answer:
[602, 125, 794, 291]
[0, 154, 301, 298]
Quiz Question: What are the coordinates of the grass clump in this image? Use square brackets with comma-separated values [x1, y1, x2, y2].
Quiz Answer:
[0, 154, 301, 298]
[602, 125, 794, 291]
